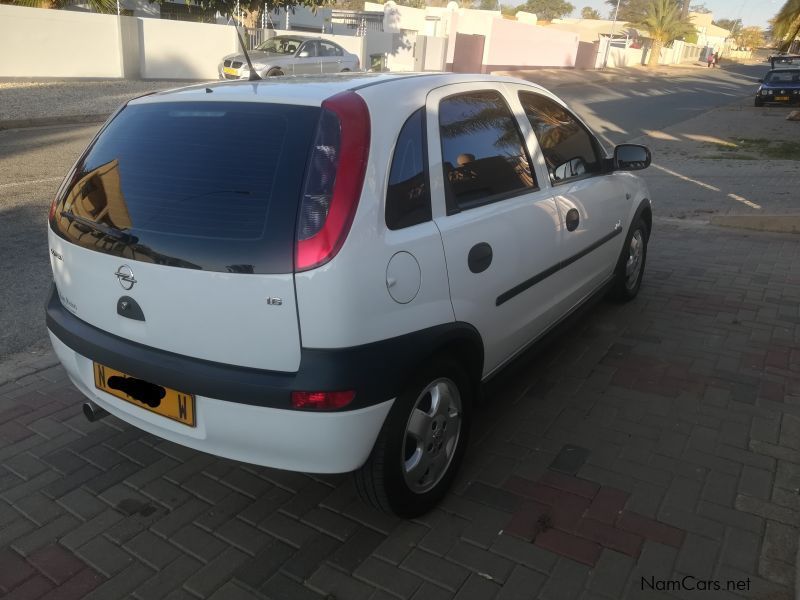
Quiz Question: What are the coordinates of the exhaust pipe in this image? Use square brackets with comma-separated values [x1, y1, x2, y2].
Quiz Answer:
[82, 401, 109, 423]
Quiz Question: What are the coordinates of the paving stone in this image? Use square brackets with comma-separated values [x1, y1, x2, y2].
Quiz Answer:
[3, 574, 54, 599]
[37, 568, 105, 600]
[675, 534, 720, 580]
[139, 478, 192, 511]
[330, 526, 386, 573]
[374, 521, 428, 565]
[11, 513, 81, 556]
[453, 572, 501, 600]
[700, 471, 737, 507]
[410, 581, 452, 600]
[4, 470, 61, 503]
[281, 532, 341, 581]
[183, 546, 249, 598]
[181, 473, 230, 504]
[13, 492, 64, 526]
[233, 537, 294, 590]
[208, 580, 267, 600]
[76, 535, 135, 577]
[757, 556, 794, 588]
[585, 487, 628, 524]
[125, 457, 180, 490]
[401, 548, 471, 592]
[260, 511, 320, 548]
[617, 511, 685, 547]
[194, 492, 251, 532]
[219, 467, 274, 500]
[538, 557, 590, 600]
[653, 508, 720, 542]
[170, 523, 228, 564]
[302, 507, 361, 541]
[734, 494, 799, 527]
[695, 500, 764, 534]
[624, 481, 665, 519]
[82, 563, 154, 600]
[56, 487, 107, 521]
[260, 572, 324, 600]
[446, 540, 515, 584]
[354, 556, 423, 599]
[307, 564, 376, 600]
[586, 549, 634, 599]
[738, 466, 773, 500]
[27, 543, 87, 585]
[214, 517, 271, 556]
[123, 530, 181, 570]
[490, 534, 558, 575]
[661, 477, 701, 513]
[534, 528, 601, 567]
[462, 482, 524, 513]
[149, 498, 210, 538]
[60, 509, 124, 551]
[495, 564, 546, 600]
[417, 510, 470, 556]
[761, 520, 798, 565]
[0, 548, 38, 592]
[132, 556, 202, 600]
[574, 519, 643, 557]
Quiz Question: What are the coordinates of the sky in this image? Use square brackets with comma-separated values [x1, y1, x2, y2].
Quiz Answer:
[570, 0, 784, 29]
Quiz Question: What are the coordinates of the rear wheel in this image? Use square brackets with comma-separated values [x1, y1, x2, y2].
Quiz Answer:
[609, 216, 648, 301]
[354, 357, 471, 517]
[340, 68, 351, 72]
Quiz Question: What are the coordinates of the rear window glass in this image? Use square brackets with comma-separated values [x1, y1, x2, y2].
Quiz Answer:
[50, 101, 320, 274]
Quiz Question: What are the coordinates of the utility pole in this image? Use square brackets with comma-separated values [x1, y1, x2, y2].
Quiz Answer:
[601, 0, 621, 69]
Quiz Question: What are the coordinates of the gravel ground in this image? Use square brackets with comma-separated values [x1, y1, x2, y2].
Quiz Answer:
[0, 79, 205, 123]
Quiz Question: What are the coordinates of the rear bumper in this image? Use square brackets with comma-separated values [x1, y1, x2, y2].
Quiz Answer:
[49, 331, 391, 473]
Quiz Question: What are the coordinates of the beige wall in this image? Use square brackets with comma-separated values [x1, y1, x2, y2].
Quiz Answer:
[139, 19, 237, 79]
[484, 19, 579, 70]
[0, 4, 123, 78]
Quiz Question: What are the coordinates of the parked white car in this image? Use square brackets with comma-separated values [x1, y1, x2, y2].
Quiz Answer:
[46, 73, 652, 517]
[219, 35, 359, 78]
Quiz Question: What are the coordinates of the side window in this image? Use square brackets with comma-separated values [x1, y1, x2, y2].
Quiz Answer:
[321, 42, 343, 57]
[300, 41, 318, 57]
[518, 91, 602, 184]
[438, 90, 536, 211]
[386, 109, 431, 230]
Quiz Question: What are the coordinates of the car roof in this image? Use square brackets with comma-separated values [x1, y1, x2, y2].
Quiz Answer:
[129, 72, 551, 109]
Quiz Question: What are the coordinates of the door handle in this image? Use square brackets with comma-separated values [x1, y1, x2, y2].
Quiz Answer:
[565, 208, 580, 232]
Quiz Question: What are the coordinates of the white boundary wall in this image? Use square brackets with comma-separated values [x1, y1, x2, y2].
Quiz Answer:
[0, 4, 123, 78]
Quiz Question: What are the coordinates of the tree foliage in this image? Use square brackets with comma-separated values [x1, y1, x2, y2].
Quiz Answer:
[581, 6, 600, 18]
[737, 26, 764, 49]
[517, 0, 575, 20]
[4, 0, 116, 13]
[772, 0, 800, 50]
[605, 0, 687, 23]
[628, 0, 694, 66]
[712, 18, 742, 37]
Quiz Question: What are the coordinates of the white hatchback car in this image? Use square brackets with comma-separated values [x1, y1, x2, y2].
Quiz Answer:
[47, 73, 652, 517]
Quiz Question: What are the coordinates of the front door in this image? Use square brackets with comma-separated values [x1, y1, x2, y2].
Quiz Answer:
[513, 88, 630, 304]
[293, 41, 322, 74]
[426, 83, 562, 376]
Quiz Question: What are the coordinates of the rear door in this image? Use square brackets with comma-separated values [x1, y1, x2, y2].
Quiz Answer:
[425, 83, 562, 376]
[48, 100, 320, 372]
[319, 41, 344, 73]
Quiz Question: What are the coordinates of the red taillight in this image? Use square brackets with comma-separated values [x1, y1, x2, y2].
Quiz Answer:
[295, 91, 370, 272]
[291, 390, 355, 410]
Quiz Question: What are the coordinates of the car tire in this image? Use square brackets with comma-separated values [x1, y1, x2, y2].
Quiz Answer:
[354, 357, 472, 517]
[609, 216, 648, 302]
[340, 68, 351, 72]
[754, 98, 764, 107]
[266, 68, 284, 77]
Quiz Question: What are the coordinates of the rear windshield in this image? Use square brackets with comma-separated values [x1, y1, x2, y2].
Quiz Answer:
[50, 101, 320, 274]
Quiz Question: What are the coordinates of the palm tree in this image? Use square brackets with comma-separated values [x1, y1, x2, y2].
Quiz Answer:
[772, 0, 800, 52]
[630, 0, 695, 67]
[5, 0, 117, 12]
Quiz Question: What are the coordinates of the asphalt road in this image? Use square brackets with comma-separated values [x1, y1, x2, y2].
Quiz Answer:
[0, 63, 770, 359]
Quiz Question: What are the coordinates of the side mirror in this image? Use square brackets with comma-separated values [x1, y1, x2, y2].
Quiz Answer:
[298, 50, 310, 58]
[614, 144, 651, 171]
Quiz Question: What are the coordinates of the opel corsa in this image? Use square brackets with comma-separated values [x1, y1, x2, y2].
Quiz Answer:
[46, 73, 653, 517]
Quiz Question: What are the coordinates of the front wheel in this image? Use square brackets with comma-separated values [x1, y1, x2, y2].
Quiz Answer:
[609, 216, 648, 301]
[266, 68, 284, 77]
[354, 357, 472, 517]
[754, 98, 764, 107]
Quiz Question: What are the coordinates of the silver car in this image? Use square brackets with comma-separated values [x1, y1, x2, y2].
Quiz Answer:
[219, 35, 360, 79]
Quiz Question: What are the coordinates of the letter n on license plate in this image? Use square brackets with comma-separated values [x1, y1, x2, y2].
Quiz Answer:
[93, 363, 196, 427]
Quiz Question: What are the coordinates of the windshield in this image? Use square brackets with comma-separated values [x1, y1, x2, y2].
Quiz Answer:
[254, 37, 304, 55]
[765, 71, 800, 83]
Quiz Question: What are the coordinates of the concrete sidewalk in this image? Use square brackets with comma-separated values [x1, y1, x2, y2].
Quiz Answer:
[0, 63, 735, 130]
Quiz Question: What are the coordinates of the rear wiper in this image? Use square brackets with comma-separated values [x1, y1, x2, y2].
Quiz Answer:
[61, 211, 137, 245]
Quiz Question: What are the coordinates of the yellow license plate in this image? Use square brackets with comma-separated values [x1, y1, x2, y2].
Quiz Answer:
[93, 363, 195, 427]
[775, 96, 790, 101]
[223, 67, 238, 76]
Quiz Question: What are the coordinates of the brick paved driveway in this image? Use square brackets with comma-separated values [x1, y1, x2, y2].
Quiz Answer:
[0, 220, 798, 600]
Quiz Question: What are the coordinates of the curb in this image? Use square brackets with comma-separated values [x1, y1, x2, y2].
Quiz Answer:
[0, 113, 108, 131]
[709, 215, 800, 234]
